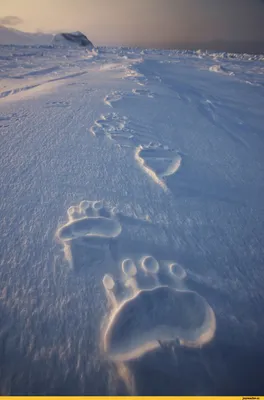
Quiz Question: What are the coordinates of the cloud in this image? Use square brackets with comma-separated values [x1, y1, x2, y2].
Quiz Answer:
[0, 16, 23, 26]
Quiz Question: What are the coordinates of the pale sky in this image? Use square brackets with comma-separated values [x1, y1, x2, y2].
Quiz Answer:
[1, 0, 264, 47]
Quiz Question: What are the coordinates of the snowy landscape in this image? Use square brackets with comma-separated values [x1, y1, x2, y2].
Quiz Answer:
[1, 26, 264, 395]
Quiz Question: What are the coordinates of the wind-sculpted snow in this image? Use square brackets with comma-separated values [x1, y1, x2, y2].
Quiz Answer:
[1, 41, 264, 396]
[0, 70, 89, 100]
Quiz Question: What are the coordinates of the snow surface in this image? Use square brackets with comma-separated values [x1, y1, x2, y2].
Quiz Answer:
[0, 43, 264, 395]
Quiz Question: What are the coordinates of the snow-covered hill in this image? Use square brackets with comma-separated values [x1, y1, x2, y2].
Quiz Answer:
[0, 26, 95, 50]
[0, 25, 53, 46]
[0, 43, 264, 395]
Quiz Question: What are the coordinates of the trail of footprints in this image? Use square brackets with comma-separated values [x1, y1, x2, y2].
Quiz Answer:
[90, 112, 182, 190]
[56, 200, 216, 363]
[90, 64, 182, 190]
[102, 256, 216, 362]
[55, 61, 216, 379]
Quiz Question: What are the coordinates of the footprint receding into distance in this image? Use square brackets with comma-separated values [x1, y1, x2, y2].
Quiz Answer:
[104, 89, 154, 108]
[132, 88, 154, 98]
[56, 200, 122, 269]
[0, 112, 27, 127]
[135, 144, 182, 191]
[45, 100, 70, 108]
[0, 115, 11, 122]
[102, 256, 216, 363]
[90, 113, 161, 150]
[90, 112, 136, 147]
[123, 66, 148, 86]
[104, 91, 123, 107]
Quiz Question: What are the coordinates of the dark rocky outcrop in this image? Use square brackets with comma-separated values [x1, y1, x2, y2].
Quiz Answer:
[52, 31, 94, 49]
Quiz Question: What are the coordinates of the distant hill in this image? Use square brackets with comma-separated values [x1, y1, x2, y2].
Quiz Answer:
[0, 26, 95, 50]
[1, 25, 263, 54]
[52, 31, 94, 49]
[0, 25, 53, 46]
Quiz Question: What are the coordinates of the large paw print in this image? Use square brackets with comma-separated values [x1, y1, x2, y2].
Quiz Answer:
[56, 200, 122, 269]
[102, 256, 216, 362]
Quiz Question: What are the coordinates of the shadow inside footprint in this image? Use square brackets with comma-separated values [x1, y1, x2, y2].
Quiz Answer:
[56, 200, 122, 270]
[135, 145, 182, 190]
[104, 286, 215, 362]
[57, 216, 121, 241]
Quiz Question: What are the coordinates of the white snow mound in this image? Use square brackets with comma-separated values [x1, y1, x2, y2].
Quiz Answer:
[209, 64, 235, 76]
[209, 64, 224, 73]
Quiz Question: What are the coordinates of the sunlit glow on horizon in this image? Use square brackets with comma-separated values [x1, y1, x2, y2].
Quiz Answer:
[1, 0, 264, 49]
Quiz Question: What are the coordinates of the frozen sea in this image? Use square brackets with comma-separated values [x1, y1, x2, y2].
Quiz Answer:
[0, 42, 264, 395]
